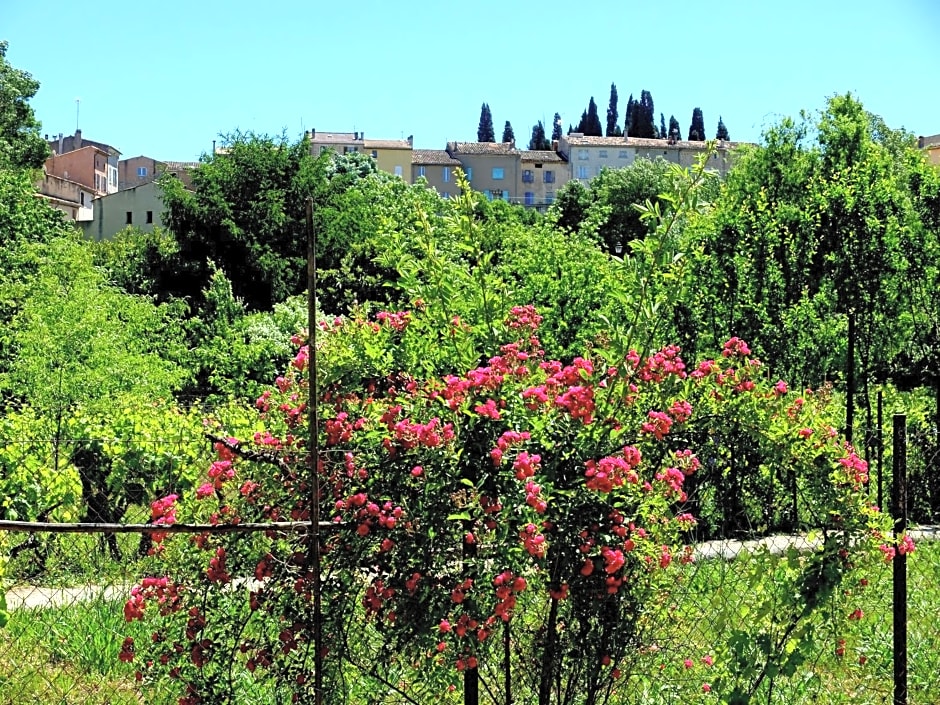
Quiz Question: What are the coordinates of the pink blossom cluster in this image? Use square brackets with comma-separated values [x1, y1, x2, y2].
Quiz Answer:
[124, 576, 181, 622]
[375, 310, 411, 332]
[584, 447, 642, 493]
[505, 304, 543, 330]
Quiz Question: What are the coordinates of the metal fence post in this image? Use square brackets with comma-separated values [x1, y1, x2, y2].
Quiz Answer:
[892, 413, 908, 705]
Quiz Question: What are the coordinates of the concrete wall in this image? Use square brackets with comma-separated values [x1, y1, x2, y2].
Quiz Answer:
[82, 181, 164, 241]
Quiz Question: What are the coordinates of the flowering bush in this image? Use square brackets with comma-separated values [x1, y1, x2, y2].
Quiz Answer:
[121, 302, 896, 704]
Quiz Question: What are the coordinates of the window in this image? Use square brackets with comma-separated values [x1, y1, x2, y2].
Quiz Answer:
[465, 167, 472, 182]
[137, 166, 148, 178]
[442, 191, 450, 199]
[522, 169, 534, 183]
[343, 146, 358, 154]
[483, 189, 492, 200]
[577, 166, 589, 179]
[492, 167, 504, 180]
[545, 191, 554, 204]
[109, 167, 117, 187]
[394, 165, 403, 177]
[543, 170, 555, 183]
[80, 192, 85, 206]
[443, 167, 451, 183]
[126, 211, 133, 225]
[598, 150, 608, 158]
[371, 150, 378, 158]
[524, 191, 535, 205]
[618, 150, 629, 159]
[417, 166, 426, 177]
[146, 211, 153, 224]
[577, 149, 589, 160]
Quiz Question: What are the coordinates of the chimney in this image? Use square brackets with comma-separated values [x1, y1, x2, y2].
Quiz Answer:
[918, 135, 925, 149]
[58, 133, 64, 155]
[75, 129, 82, 148]
[551, 139, 559, 151]
[311, 128, 315, 138]
[359, 131, 364, 141]
[407, 135, 413, 147]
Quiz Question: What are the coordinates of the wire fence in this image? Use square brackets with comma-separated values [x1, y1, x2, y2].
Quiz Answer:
[0, 412, 938, 705]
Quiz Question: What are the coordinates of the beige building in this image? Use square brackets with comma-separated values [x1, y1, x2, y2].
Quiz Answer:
[364, 138, 413, 182]
[82, 180, 164, 241]
[444, 141, 520, 202]
[118, 156, 200, 190]
[412, 149, 463, 197]
[36, 173, 94, 222]
[44, 145, 116, 197]
[517, 150, 568, 209]
[558, 134, 740, 184]
[919, 134, 940, 166]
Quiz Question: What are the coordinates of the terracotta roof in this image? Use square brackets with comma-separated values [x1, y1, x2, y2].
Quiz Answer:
[311, 132, 361, 144]
[446, 141, 517, 155]
[363, 139, 412, 150]
[163, 161, 200, 170]
[412, 149, 461, 166]
[520, 150, 566, 163]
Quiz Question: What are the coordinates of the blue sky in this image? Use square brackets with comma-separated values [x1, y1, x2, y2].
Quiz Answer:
[4, 0, 939, 161]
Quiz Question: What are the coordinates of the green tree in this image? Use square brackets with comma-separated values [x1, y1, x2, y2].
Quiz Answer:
[577, 97, 603, 136]
[688, 107, 706, 140]
[528, 121, 550, 150]
[502, 120, 515, 144]
[668, 114, 681, 141]
[716, 115, 730, 140]
[624, 93, 635, 136]
[159, 131, 323, 312]
[551, 112, 563, 142]
[477, 103, 495, 142]
[605, 82, 620, 136]
[0, 41, 50, 171]
[660, 112, 667, 140]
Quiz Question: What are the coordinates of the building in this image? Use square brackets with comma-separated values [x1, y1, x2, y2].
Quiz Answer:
[36, 173, 94, 222]
[364, 138, 414, 182]
[308, 130, 414, 182]
[46, 130, 120, 193]
[81, 180, 164, 241]
[444, 141, 520, 202]
[118, 156, 200, 190]
[557, 133, 740, 184]
[919, 134, 940, 166]
[44, 145, 116, 197]
[412, 149, 463, 197]
[517, 150, 569, 210]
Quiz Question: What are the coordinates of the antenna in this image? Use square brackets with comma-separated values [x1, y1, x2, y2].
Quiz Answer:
[75, 97, 80, 131]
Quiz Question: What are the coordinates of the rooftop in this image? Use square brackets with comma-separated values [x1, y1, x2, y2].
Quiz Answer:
[412, 149, 461, 166]
[446, 141, 517, 155]
[520, 150, 566, 163]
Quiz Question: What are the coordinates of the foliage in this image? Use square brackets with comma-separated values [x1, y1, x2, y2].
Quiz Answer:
[688, 108, 706, 141]
[605, 83, 620, 137]
[551, 113, 563, 142]
[577, 97, 603, 137]
[668, 115, 681, 141]
[627, 90, 656, 139]
[0, 40, 50, 171]
[160, 131, 323, 312]
[502, 121, 514, 144]
[91, 225, 181, 297]
[477, 103, 495, 143]
[716, 116, 730, 140]
[528, 121, 550, 151]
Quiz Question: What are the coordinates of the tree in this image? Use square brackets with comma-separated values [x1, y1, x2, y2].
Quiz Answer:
[0, 41, 50, 171]
[624, 94, 635, 136]
[502, 120, 515, 144]
[605, 82, 620, 136]
[716, 116, 730, 140]
[576, 97, 603, 137]
[528, 121, 550, 151]
[477, 103, 495, 142]
[668, 115, 681, 141]
[660, 113, 667, 140]
[160, 131, 323, 312]
[688, 107, 706, 141]
[551, 112, 563, 142]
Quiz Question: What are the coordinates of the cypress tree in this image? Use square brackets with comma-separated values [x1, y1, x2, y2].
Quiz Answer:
[551, 112, 563, 142]
[716, 116, 730, 140]
[635, 90, 656, 138]
[624, 94, 635, 137]
[606, 83, 620, 137]
[668, 115, 681, 141]
[502, 120, 515, 144]
[528, 121, 550, 150]
[688, 107, 705, 141]
[585, 97, 603, 136]
[477, 103, 495, 142]
[660, 113, 667, 140]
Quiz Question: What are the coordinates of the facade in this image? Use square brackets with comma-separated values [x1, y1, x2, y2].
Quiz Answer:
[36, 173, 94, 221]
[444, 141, 520, 202]
[919, 134, 940, 166]
[308, 130, 364, 157]
[81, 180, 164, 241]
[364, 138, 414, 183]
[118, 156, 200, 190]
[44, 145, 116, 197]
[47, 130, 120, 192]
[517, 150, 568, 209]
[412, 149, 463, 197]
[558, 134, 740, 184]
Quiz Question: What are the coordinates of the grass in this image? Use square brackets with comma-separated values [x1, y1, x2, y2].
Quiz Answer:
[3, 537, 940, 704]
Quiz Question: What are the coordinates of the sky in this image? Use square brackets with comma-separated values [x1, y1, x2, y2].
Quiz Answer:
[3, 0, 940, 162]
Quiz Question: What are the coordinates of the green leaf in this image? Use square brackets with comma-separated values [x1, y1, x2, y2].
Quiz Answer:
[446, 512, 471, 521]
